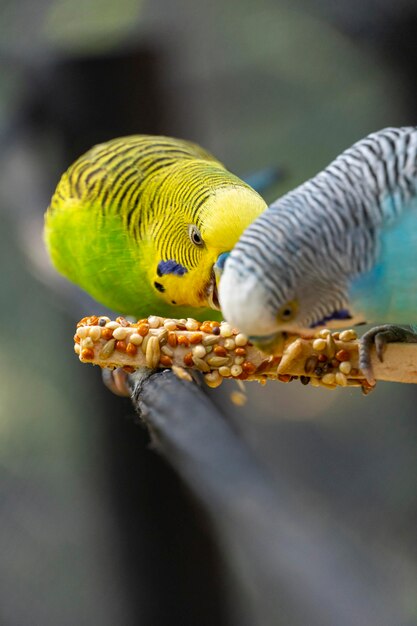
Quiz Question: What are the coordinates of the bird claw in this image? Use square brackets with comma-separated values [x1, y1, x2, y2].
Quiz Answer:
[102, 368, 132, 397]
[102, 366, 159, 397]
[359, 325, 417, 386]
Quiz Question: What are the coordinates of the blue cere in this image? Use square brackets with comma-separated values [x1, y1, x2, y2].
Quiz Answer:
[215, 252, 230, 271]
[310, 309, 352, 328]
[157, 260, 188, 277]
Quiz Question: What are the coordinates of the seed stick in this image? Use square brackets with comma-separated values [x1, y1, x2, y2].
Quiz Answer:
[74, 315, 417, 390]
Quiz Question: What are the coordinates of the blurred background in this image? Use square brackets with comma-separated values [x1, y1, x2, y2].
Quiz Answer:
[1, 0, 417, 624]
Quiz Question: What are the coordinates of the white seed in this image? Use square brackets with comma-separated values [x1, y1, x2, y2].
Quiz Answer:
[339, 329, 357, 342]
[335, 372, 348, 387]
[76, 326, 89, 339]
[161, 345, 174, 357]
[148, 315, 162, 328]
[172, 365, 193, 381]
[192, 344, 207, 359]
[318, 328, 331, 338]
[231, 364, 243, 377]
[185, 318, 200, 331]
[146, 336, 160, 368]
[310, 377, 320, 387]
[319, 382, 337, 390]
[207, 355, 230, 367]
[234, 356, 244, 365]
[230, 391, 247, 406]
[129, 333, 143, 346]
[235, 333, 248, 347]
[113, 326, 129, 340]
[105, 321, 120, 330]
[100, 339, 116, 358]
[219, 366, 231, 377]
[89, 326, 102, 342]
[220, 323, 233, 337]
[74, 343, 81, 355]
[312, 338, 326, 351]
[192, 356, 211, 372]
[204, 370, 223, 388]
[205, 346, 213, 353]
[202, 335, 219, 346]
[141, 334, 150, 353]
[224, 338, 236, 351]
[339, 361, 352, 375]
[325, 333, 337, 358]
[81, 337, 94, 349]
[157, 328, 168, 346]
[164, 319, 178, 331]
[321, 372, 335, 385]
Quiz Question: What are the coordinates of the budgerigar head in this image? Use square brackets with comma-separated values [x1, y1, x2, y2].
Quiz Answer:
[219, 206, 357, 346]
[45, 135, 267, 320]
[146, 162, 267, 317]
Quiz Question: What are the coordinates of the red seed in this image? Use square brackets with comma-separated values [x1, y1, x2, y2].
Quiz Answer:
[81, 348, 94, 360]
[256, 359, 271, 373]
[160, 355, 173, 367]
[242, 361, 256, 374]
[116, 340, 127, 352]
[183, 352, 193, 366]
[126, 343, 137, 356]
[137, 323, 149, 336]
[189, 333, 203, 344]
[214, 345, 227, 357]
[168, 332, 178, 347]
[235, 347, 246, 356]
[102, 327, 113, 340]
[177, 335, 189, 347]
[336, 349, 350, 362]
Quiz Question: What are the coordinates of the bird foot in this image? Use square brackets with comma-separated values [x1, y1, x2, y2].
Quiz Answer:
[102, 368, 132, 396]
[359, 325, 417, 385]
[102, 367, 158, 397]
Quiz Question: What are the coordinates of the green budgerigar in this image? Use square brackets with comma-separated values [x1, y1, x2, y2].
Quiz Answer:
[44, 135, 267, 321]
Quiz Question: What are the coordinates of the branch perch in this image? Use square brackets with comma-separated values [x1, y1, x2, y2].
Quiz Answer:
[129, 369, 407, 626]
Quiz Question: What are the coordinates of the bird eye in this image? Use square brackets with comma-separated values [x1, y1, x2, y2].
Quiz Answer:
[188, 225, 204, 247]
[277, 300, 298, 322]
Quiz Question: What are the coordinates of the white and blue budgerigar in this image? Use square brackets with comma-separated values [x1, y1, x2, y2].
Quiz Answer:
[219, 127, 417, 384]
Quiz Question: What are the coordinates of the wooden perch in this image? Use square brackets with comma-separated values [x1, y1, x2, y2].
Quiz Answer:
[73, 314, 417, 390]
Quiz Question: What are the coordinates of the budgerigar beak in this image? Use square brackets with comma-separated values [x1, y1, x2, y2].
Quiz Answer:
[213, 252, 230, 285]
[207, 252, 230, 310]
